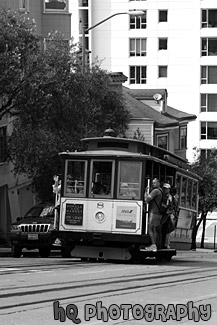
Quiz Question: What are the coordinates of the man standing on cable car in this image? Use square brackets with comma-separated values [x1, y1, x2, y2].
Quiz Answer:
[142, 178, 163, 252]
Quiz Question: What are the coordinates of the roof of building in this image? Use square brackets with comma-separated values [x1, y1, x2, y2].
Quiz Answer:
[123, 90, 179, 128]
[163, 106, 196, 122]
[125, 88, 167, 99]
[123, 87, 197, 127]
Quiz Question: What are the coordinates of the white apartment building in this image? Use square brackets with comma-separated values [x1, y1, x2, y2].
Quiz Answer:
[70, 0, 217, 162]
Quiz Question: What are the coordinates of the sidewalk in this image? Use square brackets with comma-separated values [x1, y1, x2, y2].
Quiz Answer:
[191, 248, 217, 253]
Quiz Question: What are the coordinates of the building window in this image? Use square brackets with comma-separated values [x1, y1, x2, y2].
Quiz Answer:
[159, 38, 167, 50]
[78, 0, 88, 6]
[44, 0, 68, 11]
[201, 94, 217, 112]
[200, 149, 212, 160]
[156, 134, 168, 150]
[180, 126, 187, 149]
[158, 66, 167, 78]
[130, 38, 146, 56]
[201, 122, 217, 139]
[130, 66, 146, 84]
[0, 126, 7, 163]
[19, 0, 29, 12]
[201, 122, 206, 139]
[79, 9, 89, 32]
[130, 12, 147, 29]
[159, 10, 168, 22]
[201, 66, 217, 84]
[201, 38, 217, 56]
[202, 9, 217, 28]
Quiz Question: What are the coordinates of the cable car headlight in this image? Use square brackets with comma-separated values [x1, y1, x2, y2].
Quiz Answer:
[95, 211, 106, 223]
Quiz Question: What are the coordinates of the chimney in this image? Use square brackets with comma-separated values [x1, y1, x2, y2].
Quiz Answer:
[108, 72, 128, 91]
[161, 89, 168, 114]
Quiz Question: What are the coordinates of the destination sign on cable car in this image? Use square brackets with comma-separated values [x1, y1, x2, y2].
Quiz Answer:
[65, 203, 83, 225]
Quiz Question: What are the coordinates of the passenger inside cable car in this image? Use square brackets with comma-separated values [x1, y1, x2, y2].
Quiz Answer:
[92, 182, 107, 195]
[119, 183, 137, 198]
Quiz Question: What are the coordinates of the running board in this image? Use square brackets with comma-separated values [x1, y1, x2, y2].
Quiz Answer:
[138, 248, 177, 261]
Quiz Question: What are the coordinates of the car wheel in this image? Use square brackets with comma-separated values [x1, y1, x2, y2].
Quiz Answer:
[39, 247, 51, 258]
[11, 245, 22, 258]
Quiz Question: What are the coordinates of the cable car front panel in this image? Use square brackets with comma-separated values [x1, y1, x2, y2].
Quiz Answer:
[59, 198, 143, 234]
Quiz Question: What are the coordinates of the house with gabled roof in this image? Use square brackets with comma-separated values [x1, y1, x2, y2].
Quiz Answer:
[123, 86, 197, 162]
[109, 72, 197, 163]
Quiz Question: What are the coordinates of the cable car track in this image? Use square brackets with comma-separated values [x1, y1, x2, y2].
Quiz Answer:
[1, 263, 217, 313]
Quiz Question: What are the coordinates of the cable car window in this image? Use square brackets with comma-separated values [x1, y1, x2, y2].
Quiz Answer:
[192, 181, 198, 210]
[90, 160, 113, 197]
[186, 178, 193, 209]
[64, 160, 86, 197]
[175, 174, 181, 205]
[181, 176, 187, 207]
[117, 161, 142, 199]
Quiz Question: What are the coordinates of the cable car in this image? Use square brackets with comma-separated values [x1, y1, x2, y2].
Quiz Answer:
[53, 130, 200, 262]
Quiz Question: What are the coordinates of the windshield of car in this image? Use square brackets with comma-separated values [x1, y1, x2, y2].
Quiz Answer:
[24, 206, 54, 218]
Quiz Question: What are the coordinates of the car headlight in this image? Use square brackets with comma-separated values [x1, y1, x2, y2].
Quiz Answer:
[10, 225, 21, 231]
[48, 224, 54, 231]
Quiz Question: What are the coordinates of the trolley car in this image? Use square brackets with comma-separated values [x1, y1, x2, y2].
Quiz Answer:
[53, 130, 200, 262]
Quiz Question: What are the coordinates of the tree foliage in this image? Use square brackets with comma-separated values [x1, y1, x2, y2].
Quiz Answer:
[3, 10, 130, 201]
[0, 8, 39, 118]
[133, 128, 145, 141]
[190, 148, 217, 248]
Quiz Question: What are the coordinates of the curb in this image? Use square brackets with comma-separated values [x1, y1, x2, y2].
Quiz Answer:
[1, 248, 216, 258]
[0, 248, 11, 257]
[0, 248, 62, 258]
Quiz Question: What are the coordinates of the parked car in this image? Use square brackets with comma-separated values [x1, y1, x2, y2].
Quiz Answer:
[8, 202, 59, 258]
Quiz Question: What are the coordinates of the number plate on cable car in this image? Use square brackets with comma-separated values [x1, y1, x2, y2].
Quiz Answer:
[28, 234, 38, 240]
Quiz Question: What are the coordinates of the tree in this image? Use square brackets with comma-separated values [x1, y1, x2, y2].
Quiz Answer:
[7, 28, 130, 201]
[190, 148, 217, 249]
[133, 128, 145, 141]
[0, 8, 39, 119]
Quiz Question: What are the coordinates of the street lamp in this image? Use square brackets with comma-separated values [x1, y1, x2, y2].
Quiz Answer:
[82, 10, 146, 73]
